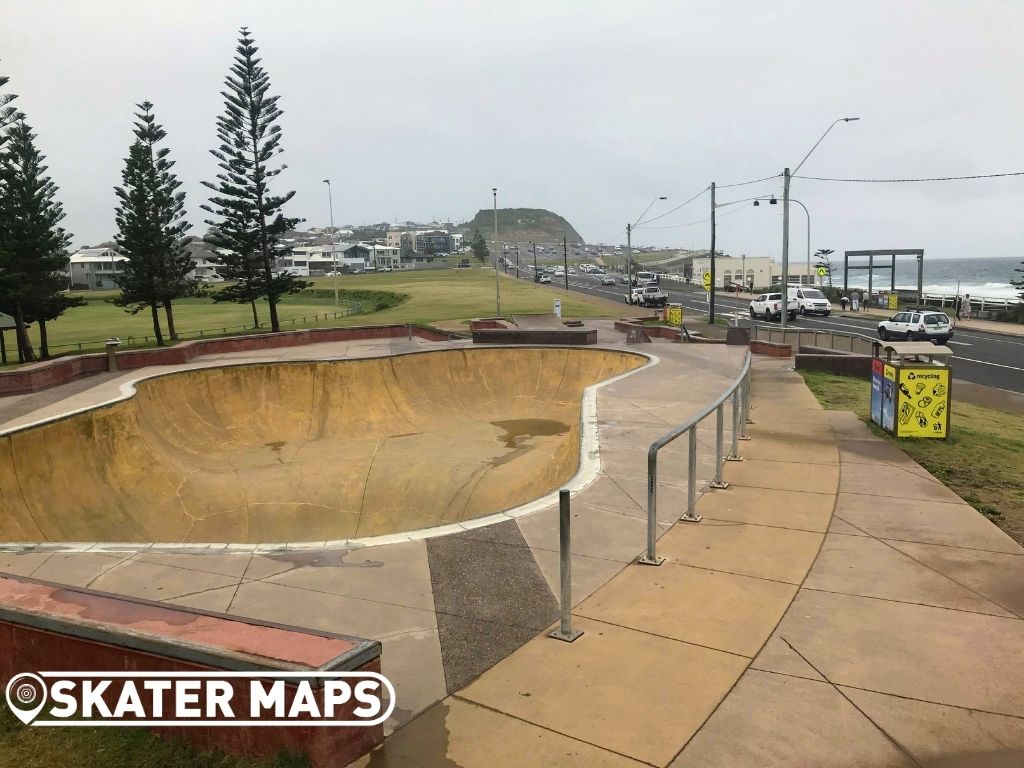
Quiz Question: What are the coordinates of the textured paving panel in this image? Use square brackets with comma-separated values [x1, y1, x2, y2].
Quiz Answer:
[426, 520, 558, 692]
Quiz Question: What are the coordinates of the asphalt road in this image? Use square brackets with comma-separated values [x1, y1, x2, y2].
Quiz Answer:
[511, 269, 1024, 394]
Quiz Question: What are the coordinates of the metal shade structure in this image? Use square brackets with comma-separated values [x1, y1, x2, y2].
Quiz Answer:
[844, 249, 925, 305]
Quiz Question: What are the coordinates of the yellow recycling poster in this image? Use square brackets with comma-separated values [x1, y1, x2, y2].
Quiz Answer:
[895, 368, 950, 438]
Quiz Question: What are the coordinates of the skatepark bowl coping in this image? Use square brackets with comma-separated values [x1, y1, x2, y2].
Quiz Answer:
[0, 348, 646, 545]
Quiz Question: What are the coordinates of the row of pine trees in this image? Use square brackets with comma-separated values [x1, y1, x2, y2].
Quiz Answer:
[0, 27, 305, 362]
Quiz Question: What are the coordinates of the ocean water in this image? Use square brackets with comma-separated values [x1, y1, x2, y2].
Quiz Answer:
[839, 256, 1022, 300]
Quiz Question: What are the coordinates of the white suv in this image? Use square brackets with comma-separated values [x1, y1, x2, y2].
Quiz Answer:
[877, 310, 953, 344]
[749, 292, 798, 321]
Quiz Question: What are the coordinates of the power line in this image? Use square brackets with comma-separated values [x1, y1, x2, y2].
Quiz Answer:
[637, 186, 710, 226]
[716, 173, 783, 189]
[794, 171, 1024, 183]
[638, 201, 755, 230]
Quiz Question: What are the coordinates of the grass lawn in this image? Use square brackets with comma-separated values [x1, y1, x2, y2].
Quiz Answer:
[799, 370, 1024, 545]
[10, 268, 622, 360]
[314, 269, 622, 325]
[0, 706, 307, 768]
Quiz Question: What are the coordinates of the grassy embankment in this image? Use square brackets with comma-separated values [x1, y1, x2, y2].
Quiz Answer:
[799, 370, 1024, 545]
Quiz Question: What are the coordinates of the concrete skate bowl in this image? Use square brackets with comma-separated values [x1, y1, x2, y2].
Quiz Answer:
[0, 348, 645, 545]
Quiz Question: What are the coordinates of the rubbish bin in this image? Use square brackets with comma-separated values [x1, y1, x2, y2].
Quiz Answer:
[871, 341, 953, 439]
[666, 303, 683, 326]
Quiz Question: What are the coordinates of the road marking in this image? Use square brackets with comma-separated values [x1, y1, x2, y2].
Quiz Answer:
[953, 357, 1024, 371]
[946, 341, 973, 346]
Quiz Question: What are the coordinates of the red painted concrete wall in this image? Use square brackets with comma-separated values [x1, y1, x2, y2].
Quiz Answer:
[0, 324, 458, 397]
[0, 620, 382, 766]
[751, 340, 793, 357]
[0, 576, 383, 766]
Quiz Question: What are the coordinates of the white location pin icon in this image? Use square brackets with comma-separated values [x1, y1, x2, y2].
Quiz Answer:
[5, 673, 48, 725]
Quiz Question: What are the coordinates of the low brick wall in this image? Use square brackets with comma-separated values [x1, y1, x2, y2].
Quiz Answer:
[0, 576, 382, 766]
[751, 340, 792, 357]
[0, 324, 458, 397]
[795, 352, 873, 378]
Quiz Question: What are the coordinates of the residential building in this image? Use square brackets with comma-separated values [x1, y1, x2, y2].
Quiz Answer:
[68, 245, 127, 290]
[413, 230, 452, 255]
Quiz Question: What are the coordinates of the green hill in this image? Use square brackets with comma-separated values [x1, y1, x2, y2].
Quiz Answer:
[459, 208, 583, 245]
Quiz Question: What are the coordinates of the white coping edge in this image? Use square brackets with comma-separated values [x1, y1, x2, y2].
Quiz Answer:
[0, 345, 659, 555]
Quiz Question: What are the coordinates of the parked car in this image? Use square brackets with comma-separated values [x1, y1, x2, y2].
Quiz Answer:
[633, 271, 658, 286]
[878, 310, 953, 344]
[600, 276, 616, 286]
[538, 274, 552, 284]
[749, 292, 798, 321]
[789, 287, 832, 316]
[625, 284, 669, 307]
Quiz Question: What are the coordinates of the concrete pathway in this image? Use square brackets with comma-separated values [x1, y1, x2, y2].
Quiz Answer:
[355, 358, 1024, 767]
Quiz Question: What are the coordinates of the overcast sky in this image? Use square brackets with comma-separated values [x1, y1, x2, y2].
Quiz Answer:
[3, 0, 1021, 261]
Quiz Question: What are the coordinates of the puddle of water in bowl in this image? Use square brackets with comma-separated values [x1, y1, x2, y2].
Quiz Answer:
[491, 419, 570, 449]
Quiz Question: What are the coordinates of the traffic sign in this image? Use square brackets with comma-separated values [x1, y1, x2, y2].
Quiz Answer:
[816, 266, 827, 277]
[701, 271, 712, 291]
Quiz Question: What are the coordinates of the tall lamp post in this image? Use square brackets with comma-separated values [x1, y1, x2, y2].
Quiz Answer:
[492, 187, 500, 317]
[626, 195, 668, 287]
[322, 179, 339, 306]
[780, 117, 859, 328]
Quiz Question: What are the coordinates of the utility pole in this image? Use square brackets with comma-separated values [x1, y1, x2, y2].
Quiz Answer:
[781, 168, 791, 329]
[562, 236, 569, 291]
[493, 187, 501, 317]
[625, 223, 632, 287]
[709, 181, 716, 323]
[515, 243, 520, 279]
[532, 241, 538, 279]
[322, 179, 338, 306]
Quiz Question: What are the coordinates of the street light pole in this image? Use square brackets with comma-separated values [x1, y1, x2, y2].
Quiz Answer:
[322, 179, 338, 306]
[626, 223, 632, 287]
[789, 199, 811, 286]
[781, 116, 859, 328]
[709, 181, 717, 323]
[781, 168, 791, 329]
[625, 195, 667, 289]
[493, 187, 500, 317]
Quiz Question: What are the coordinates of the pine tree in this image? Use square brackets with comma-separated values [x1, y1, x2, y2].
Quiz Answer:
[201, 27, 306, 333]
[0, 69, 17, 145]
[113, 101, 195, 345]
[0, 117, 72, 362]
[470, 230, 489, 262]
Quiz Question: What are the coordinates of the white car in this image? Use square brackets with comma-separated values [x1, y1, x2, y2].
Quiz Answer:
[538, 274, 552, 284]
[878, 310, 953, 344]
[600, 276, 616, 286]
[749, 292, 798, 321]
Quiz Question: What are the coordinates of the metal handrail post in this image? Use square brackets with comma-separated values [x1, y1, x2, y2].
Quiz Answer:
[681, 428, 702, 522]
[710, 405, 729, 488]
[638, 446, 664, 565]
[727, 388, 743, 461]
[549, 489, 583, 642]
[741, 373, 753, 436]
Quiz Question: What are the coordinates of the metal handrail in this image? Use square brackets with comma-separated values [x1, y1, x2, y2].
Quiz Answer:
[638, 350, 753, 565]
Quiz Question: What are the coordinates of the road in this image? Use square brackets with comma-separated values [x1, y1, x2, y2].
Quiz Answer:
[508, 268, 1024, 394]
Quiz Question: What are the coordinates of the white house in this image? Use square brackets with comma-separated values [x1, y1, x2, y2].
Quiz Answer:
[69, 246, 127, 289]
